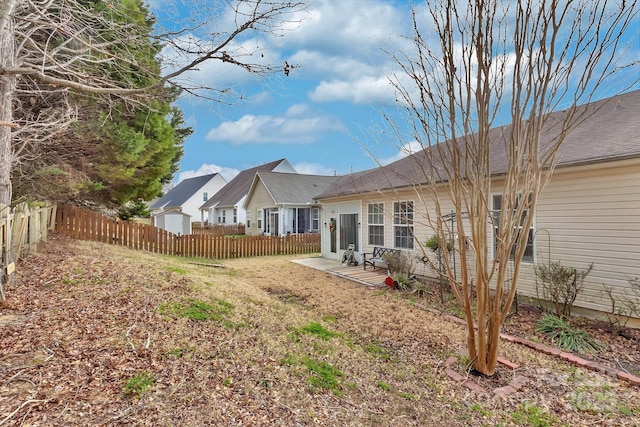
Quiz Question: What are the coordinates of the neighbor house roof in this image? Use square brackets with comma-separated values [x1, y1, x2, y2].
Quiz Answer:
[153, 208, 191, 218]
[200, 159, 292, 210]
[151, 173, 219, 209]
[247, 172, 340, 207]
[316, 90, 640, 199]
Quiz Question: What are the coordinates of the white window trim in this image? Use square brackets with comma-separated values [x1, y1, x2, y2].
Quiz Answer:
[368, 202, 385, 246]
[393, 201, 414, 250]
[491, 193, 535, 263]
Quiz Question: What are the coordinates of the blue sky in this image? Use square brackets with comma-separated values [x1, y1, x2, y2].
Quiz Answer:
[151, 0, 639, 184]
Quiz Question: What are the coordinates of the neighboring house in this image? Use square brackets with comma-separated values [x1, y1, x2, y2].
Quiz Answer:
[151, 173, 227, 232]
[244, 172, 339, 236]
[315, 90, 640, 322]
[199, 159, 297, 226]
[152, 209, 191, 236]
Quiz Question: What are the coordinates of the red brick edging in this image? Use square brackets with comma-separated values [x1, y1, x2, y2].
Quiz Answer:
[421, 303, 640, 387]
[500, 332, 640, 386]
[443, 355, 529, 397]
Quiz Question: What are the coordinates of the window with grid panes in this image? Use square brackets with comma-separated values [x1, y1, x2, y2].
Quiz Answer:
[311, 208, 319, 231]
[492, 194, 534, 262]
[393, 201, 414, 249]
[368, 203, 384, 246]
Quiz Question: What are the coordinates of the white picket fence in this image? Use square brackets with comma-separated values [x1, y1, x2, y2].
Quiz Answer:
[0, 202, 56, 299]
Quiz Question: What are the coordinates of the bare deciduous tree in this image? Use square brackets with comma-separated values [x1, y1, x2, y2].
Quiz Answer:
[384, 0, 638, 375]
[0, 0, 305, 205]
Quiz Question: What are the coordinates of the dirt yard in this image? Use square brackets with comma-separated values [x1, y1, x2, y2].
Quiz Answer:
[0, 236, 638, 426]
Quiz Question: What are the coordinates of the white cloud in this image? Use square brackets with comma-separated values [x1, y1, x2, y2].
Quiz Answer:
[278, 1, 410, 106]
[204, 104, 347, 144]
[293, 162, 336, 176]
[309, 76, 395, 104]
[156, 0, 414, 108]
[378, 140, 424, 166]
[278, 0, 405, 60]
[288, 50, 379, 81]
[160, 33, 277, 94]
[177, 164, 241, 183]
[178, 160, 337, 185]
[285, 103, 309, 116]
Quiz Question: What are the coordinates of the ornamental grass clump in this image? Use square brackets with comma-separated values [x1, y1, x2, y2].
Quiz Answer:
[392, 272, 412, 290]
[536, 314, 604, 354]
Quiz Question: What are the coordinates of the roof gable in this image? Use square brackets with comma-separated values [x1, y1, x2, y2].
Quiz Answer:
[152, 208, 191, 218]
[200, 159, 295, 209]
[151, 174, 219, 209]
[248, 172, 339, 205]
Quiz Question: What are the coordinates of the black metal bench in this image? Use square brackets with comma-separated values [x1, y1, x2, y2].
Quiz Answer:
[362, 246, 399, 271]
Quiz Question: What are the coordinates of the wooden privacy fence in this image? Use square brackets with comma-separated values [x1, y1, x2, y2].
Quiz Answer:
[55, 204, 320, 259]
[191, 222, 246, 236]
[0, 202, 56, 299]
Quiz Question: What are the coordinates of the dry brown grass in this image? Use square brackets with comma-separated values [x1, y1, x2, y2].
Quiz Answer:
[0, 236, 638, 426]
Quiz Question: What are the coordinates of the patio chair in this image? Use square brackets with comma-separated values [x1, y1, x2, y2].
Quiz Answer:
[341, 244, 358, 266]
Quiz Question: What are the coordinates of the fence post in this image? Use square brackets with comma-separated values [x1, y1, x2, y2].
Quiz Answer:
[10, 203, 29, 264]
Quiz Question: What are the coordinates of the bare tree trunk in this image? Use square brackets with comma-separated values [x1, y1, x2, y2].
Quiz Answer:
[0, 1, 16, 206]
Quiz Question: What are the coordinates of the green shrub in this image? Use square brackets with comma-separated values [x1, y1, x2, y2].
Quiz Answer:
[117, 200, 150, 221]
[425, 234, 453, 251]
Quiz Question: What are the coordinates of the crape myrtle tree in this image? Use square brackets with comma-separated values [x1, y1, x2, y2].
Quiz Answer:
[0, 0, 305, 206]
[384, 0, 638, 376]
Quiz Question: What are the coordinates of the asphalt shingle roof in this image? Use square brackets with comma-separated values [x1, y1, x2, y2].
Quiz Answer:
[200, 159, 289, 209]
[151, 173, 219, 209]
[316, 90, 640, 199]
[255, 172, 340, 204]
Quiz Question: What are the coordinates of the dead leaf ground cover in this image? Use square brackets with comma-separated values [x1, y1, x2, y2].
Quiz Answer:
[0, 236, 639, 426]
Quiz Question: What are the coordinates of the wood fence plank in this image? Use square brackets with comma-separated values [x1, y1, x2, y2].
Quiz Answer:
[52, 204, 320, 260]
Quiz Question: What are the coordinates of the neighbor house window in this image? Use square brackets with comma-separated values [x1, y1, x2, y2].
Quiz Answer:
[257, 209, 262, 231]
[368, 203, 384, 246]
[492, 194, 534, 263]
[393, 201, 414, 249]
[246, 210, 251, 229]
[311, 208, 320, 231]
[222, 210, 226, 224]
[203, 192, 208, 201]
[233, 208, 237, 223]
[292, 208, 311, 233]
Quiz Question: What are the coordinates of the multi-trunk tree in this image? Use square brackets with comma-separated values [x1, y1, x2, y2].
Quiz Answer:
[0, 0, 305, 206]
[384, 0, 638, 375]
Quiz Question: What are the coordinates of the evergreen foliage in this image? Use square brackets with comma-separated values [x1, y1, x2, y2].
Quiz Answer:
[11, 0, 190, 207]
